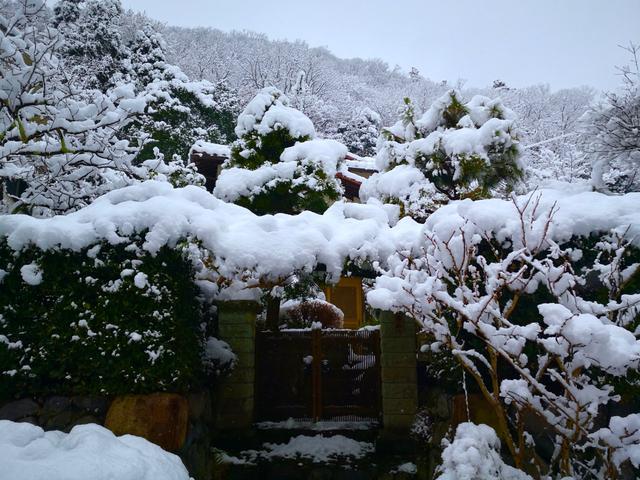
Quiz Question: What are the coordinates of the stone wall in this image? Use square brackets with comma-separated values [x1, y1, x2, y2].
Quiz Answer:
[0, 395, 110, 431]
[0, 391, 215, 480]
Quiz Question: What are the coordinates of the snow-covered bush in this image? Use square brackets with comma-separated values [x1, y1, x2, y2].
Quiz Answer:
[369, 189, 640, 478]
[437, 422, 533, 480]
[280, 299, 344, 329]
[583, 43, 640, 193]
[215, 87, 344, 215]
[361, 92, 523, 221]
[0, 235, 209, 399]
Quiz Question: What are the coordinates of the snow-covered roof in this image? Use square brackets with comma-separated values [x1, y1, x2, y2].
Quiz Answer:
[344, 154, 378, 172]
[189, 140, 231, 158]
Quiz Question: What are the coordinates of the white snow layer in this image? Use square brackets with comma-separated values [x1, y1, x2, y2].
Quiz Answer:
[189, 140, 231, 158]
[437, 423, 532, 480]
[241, 434, 374, 463]
[0, 420, 191, 480]
[1, 182, 639, 300]
[0, 180, 415, 298]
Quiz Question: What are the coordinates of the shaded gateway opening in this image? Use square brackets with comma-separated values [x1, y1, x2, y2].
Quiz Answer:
[255, 328, 381, 423]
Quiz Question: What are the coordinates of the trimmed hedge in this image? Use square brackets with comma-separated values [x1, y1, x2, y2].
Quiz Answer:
[0, 237, 207, 401]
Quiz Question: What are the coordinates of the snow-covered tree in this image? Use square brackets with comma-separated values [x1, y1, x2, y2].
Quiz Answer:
[0, 0, 195, 215]
[369, 191, 640, 478]
[361, 91, 523, 221]
[122, 20, 238, 162]
[333, 107, 381, 157]
[53, 0, 129, 91]
[583, 43, 640, 193]
[214, 87, 344, 215]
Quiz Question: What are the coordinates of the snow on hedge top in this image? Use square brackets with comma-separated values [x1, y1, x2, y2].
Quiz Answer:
[0, 420, 190, 480]
[234, 87, 315, 139]
[1, 181, 639, 299]
[0, 181, 416, 296]
[424, 189, 640, 249]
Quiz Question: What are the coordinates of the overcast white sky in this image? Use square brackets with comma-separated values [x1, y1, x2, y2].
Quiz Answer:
[121, 0, 639, 91]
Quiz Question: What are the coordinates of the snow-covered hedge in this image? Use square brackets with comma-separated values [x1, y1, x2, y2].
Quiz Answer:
[0, 234, 211, 399]
[0, 180, 414, 300]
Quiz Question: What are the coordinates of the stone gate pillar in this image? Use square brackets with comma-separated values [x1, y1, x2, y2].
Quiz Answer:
[216, 300, 259, 430]
[379, 310, 418, 432]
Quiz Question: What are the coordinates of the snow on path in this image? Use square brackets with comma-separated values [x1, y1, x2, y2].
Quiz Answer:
[239, 434, 374, 464]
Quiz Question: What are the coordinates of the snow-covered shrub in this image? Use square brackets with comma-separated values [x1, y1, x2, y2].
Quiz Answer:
[0, 236, 210, 400]
[369, 190, 640, 479]
[436, 423, 533, 480]
[280, 299, 344, 329]
[361, 92, 523, 221]
[215, 87, 344, 215]
[203, 336, 237, 376]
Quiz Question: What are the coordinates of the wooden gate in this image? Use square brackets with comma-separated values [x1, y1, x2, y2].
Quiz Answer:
[255, 328, 381, 422]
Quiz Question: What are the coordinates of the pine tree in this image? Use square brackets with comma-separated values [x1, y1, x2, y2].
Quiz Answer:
[55, 0, 129, 91]
[334, 108, 380, 157]
[122, 21, 238, 162]
[361, 91, 523, 221]
[215, 87, 344, 215]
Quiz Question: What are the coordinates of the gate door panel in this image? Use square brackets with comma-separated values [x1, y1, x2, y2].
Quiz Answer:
[255, 328, 381, 422]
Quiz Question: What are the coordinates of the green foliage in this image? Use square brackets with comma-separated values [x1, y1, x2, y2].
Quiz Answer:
[131, 86, 237, 163]
[229, 127, 306, 171]
[222, 88, 341, 216]
[231, 167, 340, 216]
[0, 238, 209, 400]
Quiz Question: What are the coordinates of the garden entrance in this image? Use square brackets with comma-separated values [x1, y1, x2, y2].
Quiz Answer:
[255, 328, 381, 422]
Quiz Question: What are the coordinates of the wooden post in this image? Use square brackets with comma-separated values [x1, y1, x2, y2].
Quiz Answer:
[311, 328, 322, 421]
